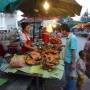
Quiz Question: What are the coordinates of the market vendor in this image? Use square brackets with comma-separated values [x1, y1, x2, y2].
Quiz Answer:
[41, 27, 49, 44]
[19, 22, 36, 53]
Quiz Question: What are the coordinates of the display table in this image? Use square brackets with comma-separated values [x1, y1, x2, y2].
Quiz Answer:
[0, 48, 64, 90]
[3, 59, 64, 79]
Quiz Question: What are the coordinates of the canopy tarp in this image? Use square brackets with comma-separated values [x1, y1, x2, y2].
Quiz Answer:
[0, 0, 82, 17]
[68, 20, 81, 28]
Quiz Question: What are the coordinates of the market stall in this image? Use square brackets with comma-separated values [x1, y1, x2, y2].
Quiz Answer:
[0, 38, 64, 90]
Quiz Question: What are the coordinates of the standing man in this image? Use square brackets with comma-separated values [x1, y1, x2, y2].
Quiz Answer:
[61, 24, 78, 90]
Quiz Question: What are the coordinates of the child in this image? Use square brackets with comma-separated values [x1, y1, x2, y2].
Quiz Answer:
[77, 50, 86, 90]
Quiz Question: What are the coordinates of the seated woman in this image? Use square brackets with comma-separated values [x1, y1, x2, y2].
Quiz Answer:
[19, 22, 36, 53]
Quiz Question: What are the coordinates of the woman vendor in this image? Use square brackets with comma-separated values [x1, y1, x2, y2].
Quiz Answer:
[20, 22, 36, 53]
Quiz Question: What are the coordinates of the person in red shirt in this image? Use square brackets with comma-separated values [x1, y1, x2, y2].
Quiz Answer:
[41, 27, 49, 44]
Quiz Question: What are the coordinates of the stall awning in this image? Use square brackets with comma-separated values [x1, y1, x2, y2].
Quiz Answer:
[0, 0, 82, 17]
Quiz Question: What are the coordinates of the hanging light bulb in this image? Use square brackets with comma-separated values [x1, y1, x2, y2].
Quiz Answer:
[43, 1, 50, 11]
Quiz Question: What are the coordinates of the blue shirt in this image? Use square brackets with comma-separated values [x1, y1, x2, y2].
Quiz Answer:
[64, 33, 78, 63]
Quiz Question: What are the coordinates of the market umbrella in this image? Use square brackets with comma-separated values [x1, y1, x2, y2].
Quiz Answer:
[4, 0, 82, 17]
[83, 22, 90, 27]
[68, 20, 81, 28]
[73, 22, 86, 29]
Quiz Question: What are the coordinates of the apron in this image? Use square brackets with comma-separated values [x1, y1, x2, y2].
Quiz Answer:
[20, 33, 32, 53]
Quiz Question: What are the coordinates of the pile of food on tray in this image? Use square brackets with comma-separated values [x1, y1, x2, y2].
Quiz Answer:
[41, 48, 60, 70]
[9, 39, 63, 70]
[25, 51, 41, 65]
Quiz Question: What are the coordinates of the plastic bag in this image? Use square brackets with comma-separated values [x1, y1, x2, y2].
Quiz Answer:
[10, 54, 25, 68]
[69, 69, 78, 80]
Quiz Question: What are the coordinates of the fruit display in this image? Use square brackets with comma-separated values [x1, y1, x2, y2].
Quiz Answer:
[25, 51, 41, 65]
